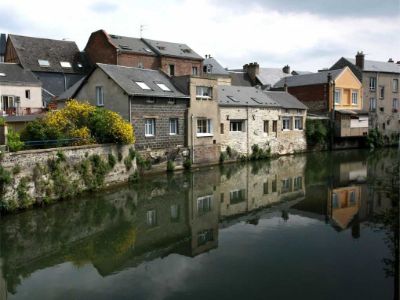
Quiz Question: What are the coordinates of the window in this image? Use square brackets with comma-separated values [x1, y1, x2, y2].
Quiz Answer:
[192, 66, 198, 76]
[25, 90, 30, 99]
[230, 189, 246, 204]
[334, 89, 341, 104]
[294, 176, 302, 190]
[349, 191, 356, 206]
[169, 118, 178, 135]
[272, 120, 277, 133]
[220, 123, 224, 134]
[38, 59, 50, 67]
[263, 181, 269, 195]
[332, 193, 338, 208]
[170, 204, 180, 222]
[281, 178, 292, 193]
[294, 117, 303, 130]
[197, 119, 212, 136]
[145, 118, 155, 136]
[197, 229, 213, 246]
[351, 91, 358, 105]
[230, 120, 244, 132]
[135, 81, 151, 90]
[272, 177, 277, 193]
[393, 98, 399, 111]
[264, 120, 269, 133]
[369, 77, 376, 91]
[95, 86, 104, 106]
[1, 96, 15, 110]
[379, 85, 385, 99]
[369, 98, 377, 112]
[156, 83, 171, 92]
[60, 61, 71, 68]
[382, 122, 386, 130]
[392, 79, 398, 93]
[169, 64, 175, 76]
[196, 86, 212, 99]
[146, 210, 157, 226]
[197, 195, 212, 215]
[282, 117, 291, 130]
[138, 62, 144, 68]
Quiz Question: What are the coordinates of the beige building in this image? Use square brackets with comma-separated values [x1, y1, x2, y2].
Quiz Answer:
[331, 52, 400, 142]
[0, 63, 42, 116]
[218, 86, 307, 156]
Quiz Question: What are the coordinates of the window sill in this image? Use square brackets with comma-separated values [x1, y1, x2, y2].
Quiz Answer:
[145, 135, 155, 138]
[196, 133, 213, 137]
[97, 104, 104, 107]
[169, 133, 177, 136]
[282, 129, 290, 131]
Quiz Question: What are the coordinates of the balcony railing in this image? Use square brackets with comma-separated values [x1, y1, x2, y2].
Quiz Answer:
[0, 107, 45, 116]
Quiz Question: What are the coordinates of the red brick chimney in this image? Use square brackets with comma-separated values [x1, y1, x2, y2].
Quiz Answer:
[282, 65, 290, 74]
[244, 62, 259, 84]
[355, 51, 365, 69]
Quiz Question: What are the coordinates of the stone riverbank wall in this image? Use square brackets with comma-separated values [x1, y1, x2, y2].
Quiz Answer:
[0, 144, 137, 213]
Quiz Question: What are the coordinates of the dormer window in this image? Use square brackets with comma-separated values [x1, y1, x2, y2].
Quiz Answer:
[60, 61, 72, 68]
[135, 81, 151, 90]
[38, 59, 50, 67]
[156, 83, 171, 92]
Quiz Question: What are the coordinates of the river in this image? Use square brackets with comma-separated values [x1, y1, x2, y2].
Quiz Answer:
[0, 148, 398, 300]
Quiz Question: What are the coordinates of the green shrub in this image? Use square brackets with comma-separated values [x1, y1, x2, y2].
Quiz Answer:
[56, 150, 66, 162]
[0, 166, 11, 192]
[128, 170, 139, 182]
[12, 164, 21, 175]
[0, 117, 5, 126]
[118, 151, 123, 162]
[183, 158, 192, 170]
[124, 156, 133, 171]
[305, 119, 329, 146]
[367, 128, 384, 148]
[250, 144, 270, 160]
[128, 148, 136, 160]
[219, 152, 227, 163]
[108, 153, 117, 168]
[7, 129, 24, 152]
[226, 146, 232, 157]
[17, 177, 34, 209]
[167, 160, 175, 172]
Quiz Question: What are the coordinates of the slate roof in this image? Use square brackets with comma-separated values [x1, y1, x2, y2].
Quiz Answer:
[0, 63, 41, 85]
[344, 58, 400, 74]
[263, 91, 307, 110]
[142, 38, 203, 60]
[57, 76, 87, 100]
[291, 70, 313, 75]
[256, 68, 291, 87]
[274, 68, 343, 88]
[108, 34, 156, 56]
[8, 34, 89, 74]
[203, 57, 229, 75]
[97, 63, 189, 98]
[229, 71, 253, 87]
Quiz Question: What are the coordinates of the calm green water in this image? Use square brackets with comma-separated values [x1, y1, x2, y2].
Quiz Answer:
[0, 149, 399, 300]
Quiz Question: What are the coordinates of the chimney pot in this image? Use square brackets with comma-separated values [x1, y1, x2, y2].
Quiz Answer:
[355, 51, 365, 70]
[388, 58, 394, 63]
[282, 65, 290, 74]
[245, 62, 259, 84]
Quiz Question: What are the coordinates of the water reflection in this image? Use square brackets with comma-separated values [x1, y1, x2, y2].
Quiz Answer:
[0, 149, 398, 299]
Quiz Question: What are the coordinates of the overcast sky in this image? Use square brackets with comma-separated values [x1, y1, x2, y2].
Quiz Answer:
[1, 0, 399, 71]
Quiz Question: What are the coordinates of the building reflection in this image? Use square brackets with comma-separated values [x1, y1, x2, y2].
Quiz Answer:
[0, 150, 396, 296]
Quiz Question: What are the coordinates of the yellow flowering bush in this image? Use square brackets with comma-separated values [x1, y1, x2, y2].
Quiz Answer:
[21, 100, 135, 147]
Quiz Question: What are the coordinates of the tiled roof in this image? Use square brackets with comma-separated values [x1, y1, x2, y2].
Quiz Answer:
[97, 63, 189, 98]
[8, 34, 89, 74]
[142, 38, 203, 60]
[0, 63, 41, 85]
[203, 57, 229, 75]
[344, 58, 400, 74]
[274, 68, 343, 88]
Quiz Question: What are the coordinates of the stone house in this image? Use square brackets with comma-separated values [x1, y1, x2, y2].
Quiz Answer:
[4, 34, 90, 105]
[62, 63, 189, 150]
[330, 52, 400, 140]
[172, 75, 222, 164]
[203, 55, 232, 86]
[85, 29, 203, 77]
[218, 86, 307, 156]
[273, 66, 368, 139]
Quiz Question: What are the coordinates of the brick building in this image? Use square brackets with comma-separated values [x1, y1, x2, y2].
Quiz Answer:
[84, 29, 203, 77]
[60, 63, 189, 150]
[330, 52, 400, 142]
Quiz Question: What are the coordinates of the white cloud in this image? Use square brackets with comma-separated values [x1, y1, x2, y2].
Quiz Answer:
[0, 0, 398, 71]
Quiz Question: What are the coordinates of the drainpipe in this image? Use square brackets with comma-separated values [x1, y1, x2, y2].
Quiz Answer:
[247, 106, 250, 156]
[191, 114, 195, 164]
[330, 76, 335, 150]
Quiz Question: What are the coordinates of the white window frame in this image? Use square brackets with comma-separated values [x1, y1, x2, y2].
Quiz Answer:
[197, 195, 213, 215]
[379, 85, 385, 99]
[197, 119, 213, 137]
[369, 98, 377, 111]
[156, 83, 171, 92]
[229, 120, 244, 132]
[334, 89, 341, 104]
[393, 98, 399, 111]
[169, 118, 178, 135]
[146, 210, 157, 226]
[95, 86, 104, 106]
[136, 81, 151, 90]
[196, 86, 212, 100]
[351, 90, 358, 105]
[38, 59, 50, 67]
[282, 117, 291, 131]
[145, 118, 155, 137]
[192, 66, 198, 76]
[369, 77, 376, 91]
[393, 79, 399, 93]
[294, 117, 303, 130]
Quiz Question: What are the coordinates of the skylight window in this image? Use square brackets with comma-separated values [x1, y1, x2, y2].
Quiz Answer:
[120, 45, 132, 50]
[0, 73, 6, 77]
[77, 63, 83, 68]
[157, 46, 166, 50]
[38, 59, 50, 67]
[60, 61, 72, 68]
[144, 48, 153, 53]
[135, 81, 151, 90]
[227, 96, 239, 102]
[156, 83, 171, 92]
[182, 49, 191, 53]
